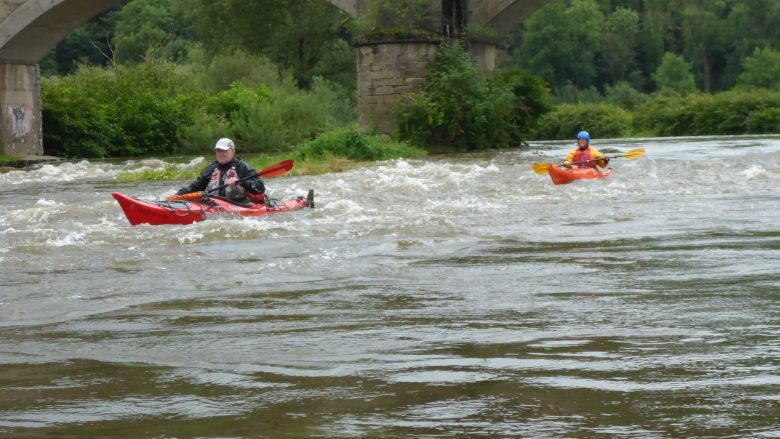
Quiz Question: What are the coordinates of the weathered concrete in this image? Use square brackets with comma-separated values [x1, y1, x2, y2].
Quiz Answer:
[326, 0, 360, 18]
[0, 63, 41, 155]
[469, 0, 550, 38]
[356, 40, 439, 133]
[0, 0, 122, 64]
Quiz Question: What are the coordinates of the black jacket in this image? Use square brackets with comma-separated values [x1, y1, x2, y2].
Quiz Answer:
[176, 158, 265, 197]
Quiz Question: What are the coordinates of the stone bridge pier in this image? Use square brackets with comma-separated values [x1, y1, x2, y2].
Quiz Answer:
[0, 0, 551, 155]
[337, 0, 552, 132]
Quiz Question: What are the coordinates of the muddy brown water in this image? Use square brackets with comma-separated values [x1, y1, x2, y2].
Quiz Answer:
[1, 136, 779, 437]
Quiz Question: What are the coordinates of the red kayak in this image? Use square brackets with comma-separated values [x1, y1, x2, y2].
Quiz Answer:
[548, 166, 612, 185]
[112, 190, 314, 226]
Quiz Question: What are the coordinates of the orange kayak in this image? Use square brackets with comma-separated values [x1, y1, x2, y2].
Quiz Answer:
[548, 166, 612, 185]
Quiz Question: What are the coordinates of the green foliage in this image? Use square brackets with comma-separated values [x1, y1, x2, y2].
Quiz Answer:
[395, 42, 517, 151]
[42, 57, 355, 158]
[114, 0, 199, 64]
[633, 91, 780, 136]
[0, 155, 22, 165]
[505, 0, 780, 95]
[602, 7, 640, 82]
[40, 6, 121, 76]
[554, 82, 603, 104]
[747, 108, 780, 134]
[604, 81, 649, 110]
[42, 63, 192, 158]
[116, 165, 195, 183]
[192, 0, 355, 90]
[491, 69, 553, 143]
[181, 77, 354, 154]
[737, 47, 780, 90]
[353, 0, 436, 39]
[535, 103, 632, 140]
[183, 49, 281, 92]
[511, 0, 604, 90]
[464, 24, 499, 44]
[652, 53, 698, 95]
[294, 126, 426, 162]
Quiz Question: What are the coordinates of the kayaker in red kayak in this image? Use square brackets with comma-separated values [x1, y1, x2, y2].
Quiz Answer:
[563, 131, 610, 169]
[174, 138, 265, 203]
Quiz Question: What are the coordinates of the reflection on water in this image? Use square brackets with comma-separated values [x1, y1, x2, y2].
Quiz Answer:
[1, 136, 779, 437]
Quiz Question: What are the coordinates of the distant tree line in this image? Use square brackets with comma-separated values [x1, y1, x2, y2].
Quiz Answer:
[503, 0, 780, 99]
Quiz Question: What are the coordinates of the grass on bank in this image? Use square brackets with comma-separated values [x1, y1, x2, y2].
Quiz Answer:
[0, 155, 22, 166]
[116, 128, 427, 183]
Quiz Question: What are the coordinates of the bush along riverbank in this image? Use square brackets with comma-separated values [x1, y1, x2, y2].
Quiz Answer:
[42, 52, 355, 159]
[535, 90, 780, 140]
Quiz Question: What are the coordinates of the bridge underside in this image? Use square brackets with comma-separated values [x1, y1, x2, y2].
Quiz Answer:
[469, 0, 551, 38]
[0, 0, 121, 64]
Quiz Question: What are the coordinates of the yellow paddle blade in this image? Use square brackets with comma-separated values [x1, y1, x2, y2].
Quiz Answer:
[532, 163, 554, 174]
[621, 147, 646, 160]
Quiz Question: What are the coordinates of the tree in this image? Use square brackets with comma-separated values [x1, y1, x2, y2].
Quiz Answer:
[736, 47, 780, 90]
[40, 6, 122, 76]
[512, 0, 603, 90]
[114, 0, 199, 64]
[564, 0, 605, 88]
[724, 1, 780, 88]
[511, 2, 570, 87]
[192, 0, 354, 89]
[680, 0, 731, 93]
[601, 7, 639, 83]
[652, 52, 697, 95]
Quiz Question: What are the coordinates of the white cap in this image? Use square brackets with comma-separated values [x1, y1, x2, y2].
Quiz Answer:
[215, 138, 235, 150]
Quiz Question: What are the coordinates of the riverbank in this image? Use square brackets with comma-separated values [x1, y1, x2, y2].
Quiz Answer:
[0, 154, 63, 171]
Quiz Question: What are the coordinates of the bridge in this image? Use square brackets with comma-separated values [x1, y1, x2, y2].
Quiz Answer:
[0, 0, 551, 156]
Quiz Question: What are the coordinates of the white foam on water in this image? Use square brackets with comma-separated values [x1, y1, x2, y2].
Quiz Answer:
[0, 157, 208, 189]
[741, 164, 768, 180]
[122, 156, 205, 174]
[44, 230, 86, 247]
[34, 198, 62, 207]
[0, 160, 121, 185]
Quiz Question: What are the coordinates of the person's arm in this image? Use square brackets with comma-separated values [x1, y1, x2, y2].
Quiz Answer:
[175, 163, 214, 195]
[237, 161, 265, 194]
[591, 149, 610, 168]
[563, 149, 576, 167]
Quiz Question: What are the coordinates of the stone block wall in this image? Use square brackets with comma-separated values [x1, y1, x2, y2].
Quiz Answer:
[356, 40, 439, 134]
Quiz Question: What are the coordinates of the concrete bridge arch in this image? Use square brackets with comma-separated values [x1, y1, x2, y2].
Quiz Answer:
[0, 0, 551, 156]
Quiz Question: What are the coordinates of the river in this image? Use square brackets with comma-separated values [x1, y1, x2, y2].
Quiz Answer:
[1, 136, 779, 437]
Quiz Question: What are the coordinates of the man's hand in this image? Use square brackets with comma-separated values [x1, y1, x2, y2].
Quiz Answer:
[227, 176, 239, 188]
[563, 160, 572, 168]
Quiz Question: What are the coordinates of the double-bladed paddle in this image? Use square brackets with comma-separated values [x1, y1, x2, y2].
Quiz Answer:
[532, 147, 645, 174]
[166, 159, 294, 201]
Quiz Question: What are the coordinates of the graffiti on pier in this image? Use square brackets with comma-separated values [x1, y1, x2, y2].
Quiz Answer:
[6, 105, 32, 141]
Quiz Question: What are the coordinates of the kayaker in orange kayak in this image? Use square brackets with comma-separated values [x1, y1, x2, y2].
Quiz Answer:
[563, 131, 610, 169]
[174, 138, 265, 203]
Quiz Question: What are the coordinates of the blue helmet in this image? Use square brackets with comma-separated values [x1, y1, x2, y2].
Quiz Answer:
[576, 131, 590, 144]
